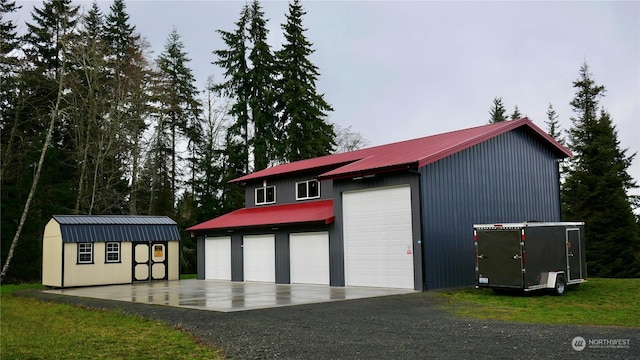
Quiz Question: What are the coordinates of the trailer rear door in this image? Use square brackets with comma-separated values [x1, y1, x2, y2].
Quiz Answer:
[566, 228, 583, 281]
[477, 230, 523, 288]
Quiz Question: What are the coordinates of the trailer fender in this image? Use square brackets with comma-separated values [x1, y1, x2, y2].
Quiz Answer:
[547, 271, 567, 296]
[546, 272, 565, 289]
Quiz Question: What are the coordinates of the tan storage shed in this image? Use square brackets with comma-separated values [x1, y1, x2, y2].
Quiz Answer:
[42, 215, 181, 288]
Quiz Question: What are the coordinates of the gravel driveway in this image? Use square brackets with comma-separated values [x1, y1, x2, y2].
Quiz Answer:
[26, 290, 638, 359]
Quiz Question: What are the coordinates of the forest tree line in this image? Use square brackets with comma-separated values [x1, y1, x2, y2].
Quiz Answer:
[487, 64, 640, 278]
[2, 0, 638, 282]
[1, 0, 353, 281]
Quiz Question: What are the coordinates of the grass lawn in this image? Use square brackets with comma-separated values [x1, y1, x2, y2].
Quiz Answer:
[437, 278, 640, 327]
[1, 284, 223, 360]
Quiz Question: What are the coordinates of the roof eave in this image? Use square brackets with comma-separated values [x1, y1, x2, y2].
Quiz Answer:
[188, 218, 335, 233]
[318, 162, 419, 181]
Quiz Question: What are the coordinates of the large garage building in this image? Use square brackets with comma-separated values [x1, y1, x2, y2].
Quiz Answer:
[187, 119, 571, 290]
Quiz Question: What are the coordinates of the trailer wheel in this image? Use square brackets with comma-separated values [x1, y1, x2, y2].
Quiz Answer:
[553, 275, 566, 296]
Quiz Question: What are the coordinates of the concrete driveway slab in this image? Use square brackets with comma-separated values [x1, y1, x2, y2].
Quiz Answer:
[44, 280, 415, 312]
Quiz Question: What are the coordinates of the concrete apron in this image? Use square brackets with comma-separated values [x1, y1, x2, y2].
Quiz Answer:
[43, 280, 415, 312]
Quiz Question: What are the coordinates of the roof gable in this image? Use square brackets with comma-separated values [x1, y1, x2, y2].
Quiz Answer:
[233, 119, 571, 182]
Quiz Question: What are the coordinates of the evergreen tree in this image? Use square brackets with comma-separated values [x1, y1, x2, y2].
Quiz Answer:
[156, 27, 202, 215]
[2, 0, 79, 282]
[248, 0, 279, 171]
[510, 105, 522, 120]
[488, 96, 507, 123]
[103, 0, 149, 215]
[194, 77, 229, 221]
[545, 103, 564, 145]
[276, 0, 335, 162]
[562, 63, 640, 277]
[213, 4, 251, 210]
[0, 0, 22, 178]
[67, 1, 111, 214]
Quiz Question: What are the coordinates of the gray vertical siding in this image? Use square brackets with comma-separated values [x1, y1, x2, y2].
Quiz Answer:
[275, 232, 290, 284]
[196, 235, 205, 280]
[231, 234, 244, 281]
[244, 174, 334, 208]
[420, 128, 562, 289]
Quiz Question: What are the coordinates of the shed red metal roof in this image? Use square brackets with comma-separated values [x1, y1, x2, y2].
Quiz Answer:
[186, 199, 334, 232]
[232, 118, 571, 183]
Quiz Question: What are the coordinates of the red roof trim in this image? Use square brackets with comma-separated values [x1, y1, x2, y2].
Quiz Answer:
[230, 118, 572, 184]
[187, 199, 334, 232]
[318, 162, 419, 181]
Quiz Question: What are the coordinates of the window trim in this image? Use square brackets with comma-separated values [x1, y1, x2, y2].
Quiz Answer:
[255, 185, 276, 205]
[296, 179, 321, 200]
[77, 243, 93, 264]
[105, 242, 121, 263]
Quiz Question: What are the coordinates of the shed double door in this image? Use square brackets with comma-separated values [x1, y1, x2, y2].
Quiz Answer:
[133, 242, 168, 281]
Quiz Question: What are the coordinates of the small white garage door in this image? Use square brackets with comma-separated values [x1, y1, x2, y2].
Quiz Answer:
[290, 232, 330, 285]
[204, 236, 231, 280]
[343, 185, 414, 289]
[243, 234, 275, 282]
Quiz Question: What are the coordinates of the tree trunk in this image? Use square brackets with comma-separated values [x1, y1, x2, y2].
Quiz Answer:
[0, 62, 66, 283]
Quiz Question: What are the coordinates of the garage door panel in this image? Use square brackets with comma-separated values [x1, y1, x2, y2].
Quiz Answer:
[290, 232, 329, 285]
[243, 235, 275, 282]
[204, 237, 231, 280]
[343, 185, 414, 289]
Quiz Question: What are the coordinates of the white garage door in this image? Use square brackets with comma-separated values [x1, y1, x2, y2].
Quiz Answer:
[290, 232, 330, 285]
[204, 236, 231, 280]
[243, 235, 275, 282]
[343, 185, 414, 289]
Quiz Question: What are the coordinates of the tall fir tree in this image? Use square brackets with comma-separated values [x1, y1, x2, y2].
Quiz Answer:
[510, 105, 522, 120]
[488, 96, 507, 123]
[562, 63, 640, 277]
[156, 27, 202, 216]
[2, 0, 79, 282]
[66, 1, 122, 215]
[545, 103, 564, 145]
[0, 0, 22, 178]
[276, 0, 335, 162]
[248, 0, 279, 171]
[213, 4, 251, 211]
[103, 0, 150, 215]
[195, 78, 229, 221]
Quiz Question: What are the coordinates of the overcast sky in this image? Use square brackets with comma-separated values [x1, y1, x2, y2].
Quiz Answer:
[11, 0, 640, 191]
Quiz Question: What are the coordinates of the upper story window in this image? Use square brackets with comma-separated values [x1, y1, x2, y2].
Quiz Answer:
[296, 179, 320, 200]
[255, 185, 276, 205]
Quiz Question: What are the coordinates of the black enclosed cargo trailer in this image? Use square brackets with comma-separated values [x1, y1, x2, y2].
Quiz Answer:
[474, 222, 587, 295]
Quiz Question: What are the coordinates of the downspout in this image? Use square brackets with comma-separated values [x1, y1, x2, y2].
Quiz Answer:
[556, 159, 563, 221]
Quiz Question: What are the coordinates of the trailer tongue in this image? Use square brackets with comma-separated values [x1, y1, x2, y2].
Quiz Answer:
[474, 222, 587, 295]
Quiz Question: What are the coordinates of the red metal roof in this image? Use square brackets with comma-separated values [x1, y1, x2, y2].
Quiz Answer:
[232, 118, 572, 182]
[186, 199, 334, 231]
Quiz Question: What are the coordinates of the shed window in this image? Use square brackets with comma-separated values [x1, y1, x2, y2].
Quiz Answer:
[255, 186, 276, 205]
[106, 242, 120, 263]
[78, 243, 93, 264]
[296, 180, 320, 200]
